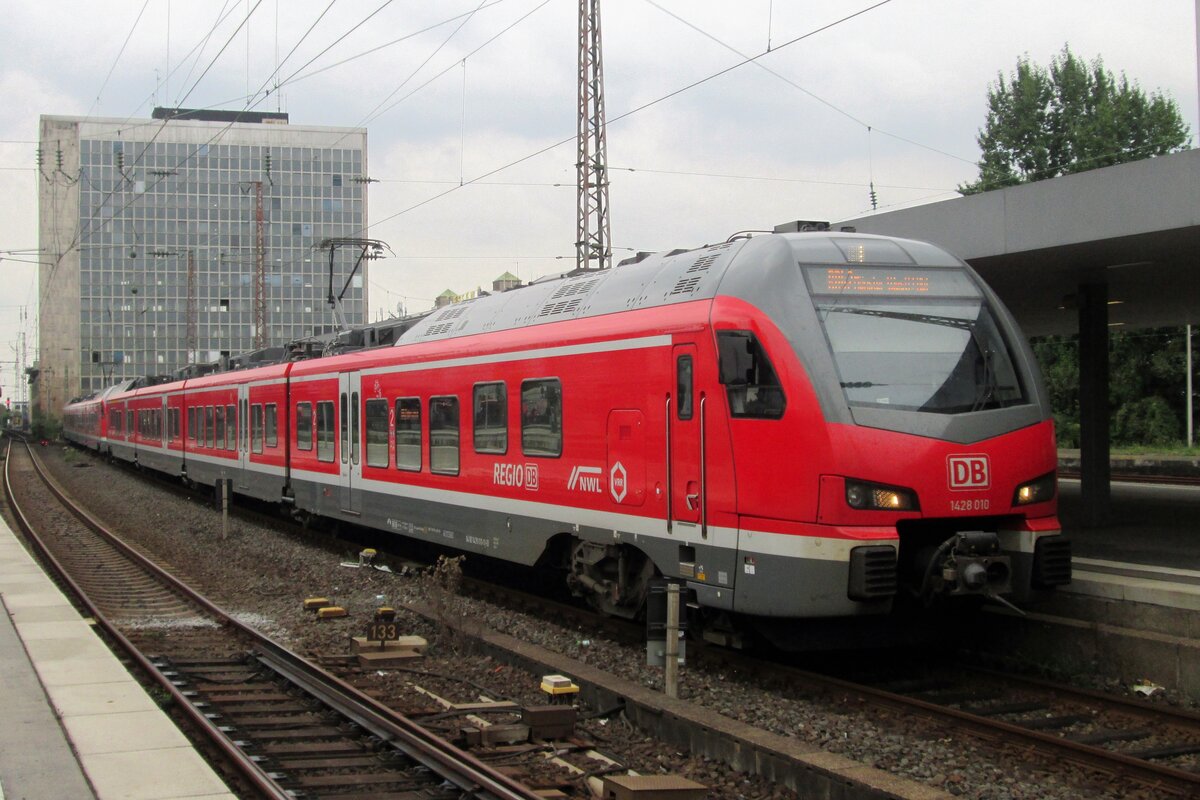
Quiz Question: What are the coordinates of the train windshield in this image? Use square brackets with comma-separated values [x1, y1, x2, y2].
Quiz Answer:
[805, 266, 1026, 414]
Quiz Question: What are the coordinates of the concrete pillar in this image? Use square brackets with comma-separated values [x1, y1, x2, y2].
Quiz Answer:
[1077, 282, 1111, 526]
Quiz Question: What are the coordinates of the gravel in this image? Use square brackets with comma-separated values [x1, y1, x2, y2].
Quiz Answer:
[28, 444, 1159, 800]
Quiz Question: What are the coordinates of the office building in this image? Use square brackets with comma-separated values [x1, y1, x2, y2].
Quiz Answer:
[36, 109, 368, 416]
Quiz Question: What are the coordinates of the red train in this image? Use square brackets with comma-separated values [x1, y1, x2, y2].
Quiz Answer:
[64, 231, 1070, 644]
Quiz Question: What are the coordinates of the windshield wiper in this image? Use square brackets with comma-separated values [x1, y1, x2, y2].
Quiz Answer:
[823, 306, 1000, 410]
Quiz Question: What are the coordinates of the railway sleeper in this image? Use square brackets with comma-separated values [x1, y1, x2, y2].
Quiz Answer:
[1122, 742, 1200, 760]
[1018, 713, 1093, 731]
[1068, 728, 1153, 746]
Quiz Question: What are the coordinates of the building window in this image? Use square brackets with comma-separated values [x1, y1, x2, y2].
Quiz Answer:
[395, 397, 421, 471]
[521, 379, 562, 457]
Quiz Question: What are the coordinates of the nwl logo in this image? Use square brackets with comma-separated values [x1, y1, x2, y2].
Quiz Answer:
[948, 454, 990, 490]
[568, 466, 603, 493]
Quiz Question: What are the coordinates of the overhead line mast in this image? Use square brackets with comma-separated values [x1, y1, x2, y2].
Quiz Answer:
[576, 0, 611, 270]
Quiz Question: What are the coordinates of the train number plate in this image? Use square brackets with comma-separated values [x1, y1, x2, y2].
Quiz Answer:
[949, 498, 990, 512]
[367, 621, 401, 641]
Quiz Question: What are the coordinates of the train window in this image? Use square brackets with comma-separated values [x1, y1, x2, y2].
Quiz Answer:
[252, 404, 264, 454]
[395, 398, 421, 471]
[473, 383, 507, 454]
[265, 403, 278, 448]
[197, 407, 204, 446]
[717, 331, 786, 419]
[111, 408, 122, 433]
[296, 402, 313, 451]
[215, 406, 225, 447]
[351, 392, 360, 466]
[169, 408, 179, 440]
[226, 405, 236, 450]
[365, 398, 389, 468]
[677, 356, 694, 420]
[206, 406, 216, 447]
[340, 393, 348, 464]
[316, 401, 335, 462]
[429, 396, 460, 475]
[187, 408, 195, 440]
[126, 409, 133, 435]
[521, 379, 562, 457]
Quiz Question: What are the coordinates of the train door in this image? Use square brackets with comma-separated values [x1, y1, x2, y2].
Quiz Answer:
[668, 343, 704, 538]
[236, 385, 250, 488]
[338, 372, 362, 515]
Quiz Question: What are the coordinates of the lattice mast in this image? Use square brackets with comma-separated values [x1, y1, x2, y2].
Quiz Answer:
[576, 0, 611, 270]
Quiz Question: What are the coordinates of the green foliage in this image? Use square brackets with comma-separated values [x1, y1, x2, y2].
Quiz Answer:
[961, 45, 1190, 194]
[1031, 327, 1192, 447]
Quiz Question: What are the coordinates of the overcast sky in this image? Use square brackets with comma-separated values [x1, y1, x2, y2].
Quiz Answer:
[1, 0, 1197, 396]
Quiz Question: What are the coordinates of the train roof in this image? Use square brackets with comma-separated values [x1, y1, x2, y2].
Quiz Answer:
[391, 238, 747, 348]
[78, 230, 968, 397]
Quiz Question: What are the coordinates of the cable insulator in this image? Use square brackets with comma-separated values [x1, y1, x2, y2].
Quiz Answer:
[869, 182, 878, 211]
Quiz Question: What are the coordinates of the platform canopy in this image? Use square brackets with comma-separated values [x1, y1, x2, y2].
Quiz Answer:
[825, 147, 1200, 337]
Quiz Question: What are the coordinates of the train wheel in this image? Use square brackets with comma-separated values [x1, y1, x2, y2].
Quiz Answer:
[565, 539, 654, 619]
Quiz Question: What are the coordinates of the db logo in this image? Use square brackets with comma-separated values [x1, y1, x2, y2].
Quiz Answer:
[948, 454, 990, 490]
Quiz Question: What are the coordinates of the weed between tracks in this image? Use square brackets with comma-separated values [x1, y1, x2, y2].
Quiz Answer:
[418, 555, 480, 655]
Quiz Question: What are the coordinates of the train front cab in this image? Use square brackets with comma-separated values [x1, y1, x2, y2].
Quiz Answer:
[706, 232, 1071, 626]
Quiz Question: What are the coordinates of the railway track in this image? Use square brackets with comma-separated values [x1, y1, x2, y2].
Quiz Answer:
[1058, 469, 1200, 486]
[459, 569, 1200, 797]
[2, 436, 545, 800]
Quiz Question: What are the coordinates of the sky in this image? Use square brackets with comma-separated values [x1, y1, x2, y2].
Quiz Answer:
[1, 0, 1197, 399]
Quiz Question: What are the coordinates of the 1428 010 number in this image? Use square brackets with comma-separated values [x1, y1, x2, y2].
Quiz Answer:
[949, 498, 990, 512]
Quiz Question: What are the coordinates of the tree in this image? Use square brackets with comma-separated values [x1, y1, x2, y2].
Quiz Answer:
[961, 45, 1190, 194]
[1032, 329, 1189, 448]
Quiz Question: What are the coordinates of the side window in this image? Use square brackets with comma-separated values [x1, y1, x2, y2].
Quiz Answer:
[521, 378, 562, 457]
[351, 392, 360, 466]
[196, 407, 204, 446]
[395, 398, 421, 471]
[429, 396, 459, 475]
[316, 400, 335, 462]
[214, 405, 225, 447]
[364, 398, 389, 468]
[473, 382, 507, 454]
[126, 409, 133, 435]
[340, 393, 348, 464]
[265, 403, 278, 448]
[226, 404, 236, 450]
[296, 402, 313, 451]
[252, 404, 264, 454]
[676, 355, 694, 420]
[205, 406, 215, 447]
[717, 330, 786, 419]
[187, 407, 195, 440]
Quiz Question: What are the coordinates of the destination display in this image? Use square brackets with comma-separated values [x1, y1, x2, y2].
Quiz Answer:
[804, 266, 979, 298]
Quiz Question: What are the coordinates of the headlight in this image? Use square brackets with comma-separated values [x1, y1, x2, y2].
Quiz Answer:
[845, 479, 918, 511]
[1013, 472, 1056, 506]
